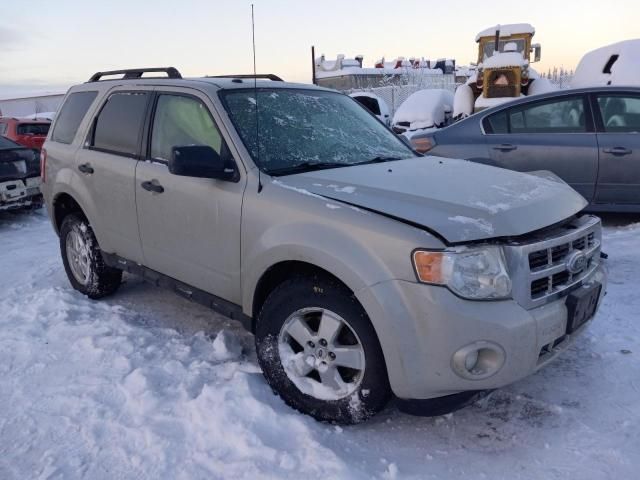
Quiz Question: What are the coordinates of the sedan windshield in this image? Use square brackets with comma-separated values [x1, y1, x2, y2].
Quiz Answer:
[221, 88, 415, 175]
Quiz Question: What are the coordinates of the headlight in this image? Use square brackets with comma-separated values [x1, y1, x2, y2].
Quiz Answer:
[412, 246, 512, 300]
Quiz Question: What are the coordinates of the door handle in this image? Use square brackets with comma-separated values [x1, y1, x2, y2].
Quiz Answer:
[493, 144, 518, 152]
[141, 180, 165, 194]
[603, 146, 632, 156]
[77, 163, 94, 174]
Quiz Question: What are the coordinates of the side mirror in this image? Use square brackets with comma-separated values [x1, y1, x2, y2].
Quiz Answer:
[532, 44, 541, 63]
[169, 145, 235, 180]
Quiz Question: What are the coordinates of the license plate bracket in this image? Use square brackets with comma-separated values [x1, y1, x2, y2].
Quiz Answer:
[566, 283, 602, 334]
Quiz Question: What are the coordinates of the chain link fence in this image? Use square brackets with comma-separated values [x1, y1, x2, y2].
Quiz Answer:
[346, 74, 457, 115]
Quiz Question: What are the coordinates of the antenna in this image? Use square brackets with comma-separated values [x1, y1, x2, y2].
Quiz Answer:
[251, 4, 263, 193]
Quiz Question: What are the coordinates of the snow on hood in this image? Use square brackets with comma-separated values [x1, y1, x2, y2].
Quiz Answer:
[274, 157, 587, 243]
[572, 39, 640, 88]
[481, 52, 526, 69]
[392, 89, 454, 130]
[475, 23, 535, 41]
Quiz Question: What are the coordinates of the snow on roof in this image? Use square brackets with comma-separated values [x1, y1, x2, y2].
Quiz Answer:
[481, 51, 527, 69]
[392, 89, 454, 130]
[572, 39, 640, 88]
[475, 23, 535, 42]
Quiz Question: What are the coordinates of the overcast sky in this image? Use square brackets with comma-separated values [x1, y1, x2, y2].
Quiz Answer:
[1, 0, 638, 96]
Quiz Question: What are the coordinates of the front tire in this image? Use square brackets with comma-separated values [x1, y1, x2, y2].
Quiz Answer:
[255, 274, 391, 424]
[59, 213, 122, 299]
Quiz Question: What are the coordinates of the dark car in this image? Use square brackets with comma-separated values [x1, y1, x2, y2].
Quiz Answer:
[0, 117, 52, 150]
[0, 136, 42, 211]
[411, 87, 640, 212]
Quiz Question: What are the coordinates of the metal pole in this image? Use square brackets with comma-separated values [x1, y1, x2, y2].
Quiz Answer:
[311, 46, 316, 85]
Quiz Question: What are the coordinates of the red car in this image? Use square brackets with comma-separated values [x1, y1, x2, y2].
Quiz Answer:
[0, 117, 51, 150]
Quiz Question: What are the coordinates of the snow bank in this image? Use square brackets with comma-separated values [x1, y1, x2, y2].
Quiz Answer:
[528, 76, 555, 96]
[475, 23, 535, 41]
[572, 39, 640, 87]
[392, 89, 454, 130]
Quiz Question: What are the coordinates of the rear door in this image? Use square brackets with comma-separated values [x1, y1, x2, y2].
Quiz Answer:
[135, 88, 245, 303]
[483, 94, 599, 201]
[592, 92, 640, 206]
[76, 87, 151, 263]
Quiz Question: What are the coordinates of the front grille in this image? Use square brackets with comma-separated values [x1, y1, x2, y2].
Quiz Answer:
[505, 216, 602, 309]
[486, 84, 518, 98]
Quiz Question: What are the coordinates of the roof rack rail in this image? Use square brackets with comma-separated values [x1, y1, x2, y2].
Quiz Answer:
[206, 74, 284, 82]
[88, 67, 182, 82]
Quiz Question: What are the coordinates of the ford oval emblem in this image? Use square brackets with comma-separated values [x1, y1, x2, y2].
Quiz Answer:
[566, 250, 588, 274]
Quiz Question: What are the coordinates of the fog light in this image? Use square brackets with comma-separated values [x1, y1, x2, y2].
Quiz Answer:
[464, 350, 479, 371]
[452, 341, 505, 380]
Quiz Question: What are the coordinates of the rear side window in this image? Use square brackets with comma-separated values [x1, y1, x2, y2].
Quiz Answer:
[0, 123, 7, 135]
[52, 91, 98, 144]
[92, 92, 150, 156]
[17, 123, 50, 136]
[597, 95, 640, 133]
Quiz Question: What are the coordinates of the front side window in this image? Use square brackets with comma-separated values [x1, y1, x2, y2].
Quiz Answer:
[51, 91, 98, 144]
[484, 111, 509, 134]
[92, 92, 150, 156]
[0, 123, 6, 135]
[507, 97, 586, 133]
[481, 39, 526, 61]
[597, 95, 640, 133]
[150, 95, 223, 161]
[221, 88, 414, 175]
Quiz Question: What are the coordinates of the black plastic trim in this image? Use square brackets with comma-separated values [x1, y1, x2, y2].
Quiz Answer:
[88, 67, 182, 82]
[102, 252, 252, 331]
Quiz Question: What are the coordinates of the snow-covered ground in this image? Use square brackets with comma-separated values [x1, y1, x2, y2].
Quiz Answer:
[1, 210, 639, 479]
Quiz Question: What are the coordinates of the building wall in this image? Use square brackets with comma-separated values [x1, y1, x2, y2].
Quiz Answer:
[0, 94, 65, 118]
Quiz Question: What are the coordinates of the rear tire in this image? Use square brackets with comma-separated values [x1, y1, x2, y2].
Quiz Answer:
[59, 213, 122, 299]
[255, 274, 391, 424]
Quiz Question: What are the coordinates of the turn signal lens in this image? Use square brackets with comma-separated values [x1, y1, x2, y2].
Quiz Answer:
[411, 137, 436, 154]
[413, 251, 445, 284]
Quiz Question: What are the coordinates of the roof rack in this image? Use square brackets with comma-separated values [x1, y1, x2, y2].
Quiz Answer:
[88, 67, 182, 82]
[206, 74, 284, 82]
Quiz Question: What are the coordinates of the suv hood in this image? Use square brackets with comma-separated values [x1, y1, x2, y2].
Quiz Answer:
[277, 157, 587, 243]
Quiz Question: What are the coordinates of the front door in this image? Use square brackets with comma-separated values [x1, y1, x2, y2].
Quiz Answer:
[593, 92, 640, 206]
[484, 94, 599, 201]
[135, 90, 245, 303]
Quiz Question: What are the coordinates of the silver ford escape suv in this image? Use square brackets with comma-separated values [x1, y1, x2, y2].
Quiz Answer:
[41, 67, 607, 424]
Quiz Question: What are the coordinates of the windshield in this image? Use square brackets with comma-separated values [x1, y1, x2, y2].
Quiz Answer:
[0, 136, 22, 149]
[17, 123, 50, 136]
[221, 88, 414, 175]
[481, 39, 526, 62]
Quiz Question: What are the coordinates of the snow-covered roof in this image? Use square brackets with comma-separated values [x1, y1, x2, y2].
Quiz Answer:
[392, 89, 454, 130]
[475, 23, 535, 42]
[572, 39, 640, 88]
[481, 51, 527, 69]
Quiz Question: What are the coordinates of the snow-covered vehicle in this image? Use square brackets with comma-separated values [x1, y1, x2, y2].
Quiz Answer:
[349, 92, 391, 125]
[454, 23, 553, 117]
[391, 89, 454, 134]
[572, 39, 640, 88]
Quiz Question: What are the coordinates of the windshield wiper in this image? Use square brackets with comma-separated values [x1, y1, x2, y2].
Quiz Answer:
[267, 161, 351, 176]
[351, 156, 403, 166]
